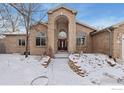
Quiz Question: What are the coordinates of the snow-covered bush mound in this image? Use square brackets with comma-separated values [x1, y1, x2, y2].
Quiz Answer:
[69, 54, 110, 73]
[41, 56, 51, 68]
[69, 53, 124, 85]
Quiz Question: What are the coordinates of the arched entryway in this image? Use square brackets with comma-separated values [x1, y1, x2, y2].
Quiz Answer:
[54, 15, 68, 52]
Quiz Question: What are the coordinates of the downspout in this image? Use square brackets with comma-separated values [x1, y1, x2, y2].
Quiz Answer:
[106, 29, 112, 58]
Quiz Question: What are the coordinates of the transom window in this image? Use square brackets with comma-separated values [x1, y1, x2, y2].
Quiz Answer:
[76, 32, 86, 46]
[36, 32, 46, 46]
[58, 31, 67, 39]
[18, 39, 25, 46]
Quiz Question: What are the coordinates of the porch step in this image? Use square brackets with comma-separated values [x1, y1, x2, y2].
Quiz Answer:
[55, 52, 69, 58]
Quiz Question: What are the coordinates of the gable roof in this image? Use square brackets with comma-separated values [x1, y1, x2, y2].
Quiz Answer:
[48, 4, 77, 14]
[99, 21, 124, 31]
[110, 20, 124, 28]
[76, 20, 97, 31]
[91, 20, 124, 35]
[30, 22, 48, 29]
[31, 20, 97, 31]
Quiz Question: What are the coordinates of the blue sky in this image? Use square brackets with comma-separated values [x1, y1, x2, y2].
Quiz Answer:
[42, 3, 124, 29]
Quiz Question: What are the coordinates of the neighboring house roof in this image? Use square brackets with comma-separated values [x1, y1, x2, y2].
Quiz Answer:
[48, 4, 77, 14]
[3, 31, 26, 36]
[76, 20, 97, 31]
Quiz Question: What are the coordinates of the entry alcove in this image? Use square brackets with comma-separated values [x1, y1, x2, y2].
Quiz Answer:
[54, 15, 69, 52]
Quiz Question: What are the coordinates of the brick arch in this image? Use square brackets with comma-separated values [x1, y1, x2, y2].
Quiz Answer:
[47, 8, 76, 53]
[54, 15, 69, 52]
[54, 14, 69, 22]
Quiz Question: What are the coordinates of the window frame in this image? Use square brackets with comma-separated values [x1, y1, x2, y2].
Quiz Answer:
[76, 32, 87, 46]
[18, 39, 26, 46]
[36, 32, 46, 47]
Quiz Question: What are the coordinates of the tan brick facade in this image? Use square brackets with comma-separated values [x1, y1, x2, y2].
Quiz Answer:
[1, 6, 124, 61]
[112, 24, 124, 60]
[4, 35, 26, 54]
[92, 31, 110, 55]
[91, 23, 124, 61]
[29, 24, 48, 55]
[47, 8, 77, 53]
[2, 6, 95, 55]
[76, 23, 94, 53]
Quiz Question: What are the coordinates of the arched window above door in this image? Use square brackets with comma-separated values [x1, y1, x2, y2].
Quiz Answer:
[36, 32, 46, 37]
[58, 31, 67, 39]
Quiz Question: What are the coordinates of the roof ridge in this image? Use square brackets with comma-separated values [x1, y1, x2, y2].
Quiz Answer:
[98, 20, 124, 31]
[48, 4, 77, 14]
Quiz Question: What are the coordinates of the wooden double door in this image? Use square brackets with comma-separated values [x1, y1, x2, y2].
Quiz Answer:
[58, 39, 67, 51]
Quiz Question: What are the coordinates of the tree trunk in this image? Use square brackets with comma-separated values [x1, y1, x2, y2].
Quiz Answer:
[25, 28, 29, 58]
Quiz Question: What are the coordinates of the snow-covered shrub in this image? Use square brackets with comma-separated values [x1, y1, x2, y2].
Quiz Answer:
[46, 47, 54, 58]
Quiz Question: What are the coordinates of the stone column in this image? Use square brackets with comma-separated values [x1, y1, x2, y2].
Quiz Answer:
[68, 16, 76, 53]
[47, 13, 55, 53]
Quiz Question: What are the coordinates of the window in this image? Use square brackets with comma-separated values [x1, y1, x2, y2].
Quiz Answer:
[76, 32, 86, 46]
[58, 31, 67, 39]
[18, 39, 25, 46]
[36, 32, 46, 46]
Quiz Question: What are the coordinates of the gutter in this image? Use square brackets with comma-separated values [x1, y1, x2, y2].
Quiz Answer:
[106, 29, 112, 58]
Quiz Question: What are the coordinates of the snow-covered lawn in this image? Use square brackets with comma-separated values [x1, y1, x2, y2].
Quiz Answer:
[0, 53, 124, 85]
[0, 54, 90, 85]
[69, 53, 124, 85]
[0, 54, 48, 85]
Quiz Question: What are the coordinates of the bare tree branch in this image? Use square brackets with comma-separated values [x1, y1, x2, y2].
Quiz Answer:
[0, 4, 20, 32]
[9, 3, 47, 57]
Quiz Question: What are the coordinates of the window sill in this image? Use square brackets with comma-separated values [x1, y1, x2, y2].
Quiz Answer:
[18, 46, 25, 47]
[35, 46, 47, 48]
[76, 45, 86, 47]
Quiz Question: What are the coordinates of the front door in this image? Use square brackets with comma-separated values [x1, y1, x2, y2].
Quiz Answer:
[58, 39, 67, 51]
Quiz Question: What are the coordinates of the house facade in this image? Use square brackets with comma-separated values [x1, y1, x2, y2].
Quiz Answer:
[91, 23, 124, 62]
[2, 6, 96, 55]
[1, 5, 124, 62]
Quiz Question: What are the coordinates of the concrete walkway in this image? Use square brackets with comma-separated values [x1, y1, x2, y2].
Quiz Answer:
[47, 58, 91, 85]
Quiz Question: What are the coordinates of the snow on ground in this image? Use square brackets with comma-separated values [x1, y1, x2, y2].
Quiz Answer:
[69, 53, 124, 85]
[0, 54, 48, 85]
[0, 35, 6, 39]
[0, 54, 92, 85]
[47, 58, 92, 85]
[0, 53, 124, 85]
